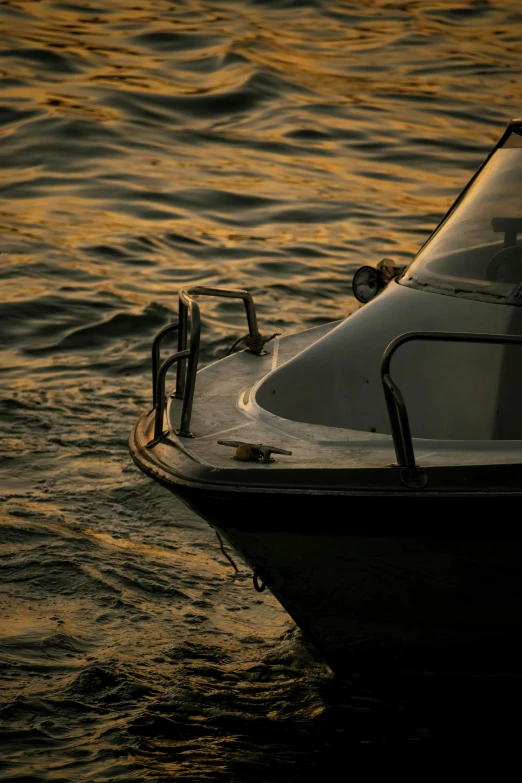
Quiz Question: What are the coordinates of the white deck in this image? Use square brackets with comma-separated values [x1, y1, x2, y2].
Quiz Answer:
[160, 321, 522, 472]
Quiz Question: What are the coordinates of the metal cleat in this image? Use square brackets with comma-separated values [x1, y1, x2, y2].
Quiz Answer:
[217, 440, 292, 463]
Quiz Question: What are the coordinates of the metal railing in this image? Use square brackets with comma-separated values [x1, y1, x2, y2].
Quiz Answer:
[381, 331, 522, 487]
[176, 286, 260, 402]
[147, 286, 261, 447]
[151, 321, 180, 408]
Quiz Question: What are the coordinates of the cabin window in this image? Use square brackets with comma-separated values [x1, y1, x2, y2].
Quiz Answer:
[401, 138, 522, 305]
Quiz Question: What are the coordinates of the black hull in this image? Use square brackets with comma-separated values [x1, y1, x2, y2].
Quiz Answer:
[167, 485, 522, 676]
[129, 415, 522, 676]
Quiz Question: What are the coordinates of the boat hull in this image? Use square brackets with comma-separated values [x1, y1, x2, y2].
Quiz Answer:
[176, 487, 522, 675]
[129, 302, 522, 675]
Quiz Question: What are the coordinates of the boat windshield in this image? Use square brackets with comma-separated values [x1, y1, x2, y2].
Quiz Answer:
[401, 133, 522, 305]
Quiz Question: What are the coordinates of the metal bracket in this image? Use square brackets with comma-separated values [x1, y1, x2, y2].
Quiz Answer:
[218, 440, 292, 463]
[253, 569, 267, 592]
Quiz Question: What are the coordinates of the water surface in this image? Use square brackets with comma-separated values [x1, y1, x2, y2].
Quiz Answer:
[2, 1, 522, 780]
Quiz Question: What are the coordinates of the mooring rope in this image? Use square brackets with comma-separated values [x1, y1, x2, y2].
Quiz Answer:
[214, 530, 239, 573]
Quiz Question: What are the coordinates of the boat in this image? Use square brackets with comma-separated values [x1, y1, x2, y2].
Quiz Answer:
[129, 119, 522, 675]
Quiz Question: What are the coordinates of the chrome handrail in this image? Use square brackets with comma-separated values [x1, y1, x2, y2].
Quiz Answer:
[381, 331, 522, 488]
[148, 349, 191, 446]
[149, 286, 261, 445]
[176, 286, 260, 399]
[151, 321, 179, 407]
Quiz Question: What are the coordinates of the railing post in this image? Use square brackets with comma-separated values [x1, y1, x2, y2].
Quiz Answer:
[176, 297, 189, 399]
[178, 301, 200, 437]
[151, 322, 179, 407]
[148, 349, 190, 447]
[382, 373, 407, 467]
[382, 374, 424, 487]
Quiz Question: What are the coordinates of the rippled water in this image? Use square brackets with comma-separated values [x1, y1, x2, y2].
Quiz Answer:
[2, 1, 522, 780]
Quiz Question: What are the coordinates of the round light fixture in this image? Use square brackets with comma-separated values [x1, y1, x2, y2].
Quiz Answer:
[352, 266, 383, 304]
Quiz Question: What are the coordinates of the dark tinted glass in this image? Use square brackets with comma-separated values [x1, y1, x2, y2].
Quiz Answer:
[401, 142, 522, 304]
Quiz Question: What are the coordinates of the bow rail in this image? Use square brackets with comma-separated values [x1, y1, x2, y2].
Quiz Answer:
[148, 287, 262, 446]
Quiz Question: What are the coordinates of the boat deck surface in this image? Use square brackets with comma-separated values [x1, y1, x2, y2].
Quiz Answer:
[139, 322, 522, 476]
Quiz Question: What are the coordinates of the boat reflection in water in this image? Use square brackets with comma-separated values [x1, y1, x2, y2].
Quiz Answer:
[130, 120, 522, 675]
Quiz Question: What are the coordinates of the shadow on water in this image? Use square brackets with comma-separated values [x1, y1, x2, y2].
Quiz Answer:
[126, 655, 522, 782]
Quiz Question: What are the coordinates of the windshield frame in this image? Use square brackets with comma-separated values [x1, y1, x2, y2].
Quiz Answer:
[399, 120, 522, 306]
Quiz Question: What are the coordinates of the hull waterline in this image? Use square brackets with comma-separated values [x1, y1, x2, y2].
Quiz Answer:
[130, 420, 522, 676]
